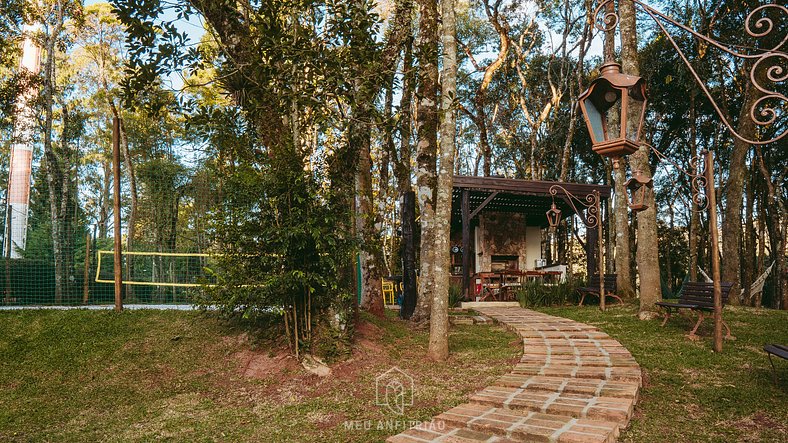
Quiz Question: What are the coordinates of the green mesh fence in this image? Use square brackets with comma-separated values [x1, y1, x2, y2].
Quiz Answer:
[1, 145, 219, 306]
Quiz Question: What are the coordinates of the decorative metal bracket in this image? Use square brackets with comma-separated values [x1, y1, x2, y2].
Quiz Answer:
[549, 185, 601, 228]
[647, 144, 708, 211]
[594, 1, 787, 146]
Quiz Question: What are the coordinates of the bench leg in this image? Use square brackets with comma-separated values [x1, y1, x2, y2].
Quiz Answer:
[609, 294, 623, 305]
[768, 353, 778, 385]
[722, 319, 736, 341]
[578, 292, 586, 307]
[660, 309, 671, 327]
[687, 311, 704, 340]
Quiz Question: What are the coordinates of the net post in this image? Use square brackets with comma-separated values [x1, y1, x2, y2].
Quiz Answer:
[113, 116, 123, 312]
[3, 213, 10, 304]
[83, 233, 90, 304]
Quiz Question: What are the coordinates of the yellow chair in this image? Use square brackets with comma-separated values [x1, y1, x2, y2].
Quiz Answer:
[381, 279, 395, 305]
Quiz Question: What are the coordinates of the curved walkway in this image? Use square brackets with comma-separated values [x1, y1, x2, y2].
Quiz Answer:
[388, 307, 642, 443]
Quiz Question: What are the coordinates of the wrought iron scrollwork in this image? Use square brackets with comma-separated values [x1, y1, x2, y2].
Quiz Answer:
[593, 0, 619, 32]
[593, 1, 787, 146]
[648, 143, 709, 211]
[549, 185, 601, 228]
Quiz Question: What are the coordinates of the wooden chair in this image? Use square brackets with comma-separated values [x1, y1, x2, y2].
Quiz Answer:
[381, 279, 395, 305]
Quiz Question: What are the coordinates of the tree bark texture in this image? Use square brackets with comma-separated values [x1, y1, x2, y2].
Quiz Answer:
[412, 0, 439, 323]
[619, 0, 660, 315]
[721, 79, 762, 305]
[43, 3, 68, 303]
[613, 158, 634, 296]
[429, 0, 457, 361]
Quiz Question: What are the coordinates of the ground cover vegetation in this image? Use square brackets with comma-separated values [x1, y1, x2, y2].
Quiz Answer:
[0, 309, 520, 442]
[537, 303, 788, 442]
[0, 0, 785, 372]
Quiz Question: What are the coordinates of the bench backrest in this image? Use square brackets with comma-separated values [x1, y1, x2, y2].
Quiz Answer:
[588, 274, 617, 291]
[678, 282, 734, 308]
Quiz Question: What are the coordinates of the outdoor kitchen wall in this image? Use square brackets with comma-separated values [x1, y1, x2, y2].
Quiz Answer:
[475, 212, 541, 272]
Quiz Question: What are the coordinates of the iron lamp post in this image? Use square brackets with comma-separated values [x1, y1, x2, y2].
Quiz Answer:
[547, 186, 606, 311]
[578, 62, 648, 170]
[584, 1, 787, 353]
[624, 170, 654, 213]
[546, 203, 562, 230]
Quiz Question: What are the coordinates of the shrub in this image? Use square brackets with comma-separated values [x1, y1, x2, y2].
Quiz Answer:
[197, 144, 354, 359]
[448, 283, 463, 308]
[514, 276, 583, 308]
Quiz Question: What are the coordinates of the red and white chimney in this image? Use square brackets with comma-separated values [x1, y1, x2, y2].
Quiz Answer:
[4, 24, 41, 258]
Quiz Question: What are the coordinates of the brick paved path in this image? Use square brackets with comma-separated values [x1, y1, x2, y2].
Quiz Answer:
[388, 307, 641, 443]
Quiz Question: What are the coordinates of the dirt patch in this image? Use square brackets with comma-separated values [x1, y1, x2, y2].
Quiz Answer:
[235, 348, 301, 379]
[307, 411, 347, 430]
[355, 319, 383, 338]
[728, 412, 787, 441]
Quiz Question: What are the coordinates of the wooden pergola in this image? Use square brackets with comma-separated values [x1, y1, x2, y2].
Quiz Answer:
[451, 176, 611, 299]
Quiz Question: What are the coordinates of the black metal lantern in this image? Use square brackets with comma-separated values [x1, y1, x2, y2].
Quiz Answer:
[625, 170, 654, 212]
[546, 203, 562, 228]
[579, 62, 648, 168]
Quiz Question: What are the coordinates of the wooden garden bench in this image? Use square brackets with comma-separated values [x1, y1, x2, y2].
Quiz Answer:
[577, 274, 621, 306]
[764, 344, 788, 384]
[656, 281, 734, 340]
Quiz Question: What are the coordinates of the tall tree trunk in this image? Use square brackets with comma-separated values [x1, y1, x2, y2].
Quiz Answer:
[755, 174, 766, 308]
[721, 79, 761, 304]
[396, 35, 414, 195]
[688, 94, 699, 281]
[613, 159, 633, 296]
[604, 164, 615, 273]
[620, 0, 660, 317]
[478, 106, 492, 176]
[99, 158, 111, 239]
[60, 104, 77, 301]
[110, 104, 137, 298]
[355, 0, 412, 317]
[603, 1, 633, 297]
[42, 3, 66, 303]
[412, 0, 439, 323]
[355, 113, 385, 317]
[755, 146, 787, 310]
[666, 199, 674, 291]
[742, 160, 756, 305]
[429, 0, 457, 361]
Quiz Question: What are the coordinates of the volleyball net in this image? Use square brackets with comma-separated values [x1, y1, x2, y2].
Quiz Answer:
[0, 249, 221, 306]
[94, 250, 218, 287]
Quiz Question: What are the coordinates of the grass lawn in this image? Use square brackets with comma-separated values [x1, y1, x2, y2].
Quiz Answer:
[0, 309, 519, 442]
[536, 303, 788, 442]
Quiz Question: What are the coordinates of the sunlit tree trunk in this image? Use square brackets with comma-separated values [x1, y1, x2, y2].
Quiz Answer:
[412, 0, 439, 323]
[620, 0, 660, 316]
[42, 3, 67, 303]
[429, 0, 457, 361]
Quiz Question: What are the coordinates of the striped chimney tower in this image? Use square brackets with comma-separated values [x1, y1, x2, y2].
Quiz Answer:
[4, 24, 41, 258]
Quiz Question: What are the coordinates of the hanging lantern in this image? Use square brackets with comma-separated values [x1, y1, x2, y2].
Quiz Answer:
[578, 62, 648, 168]
[625, 170, 654, 212]
[546, 203, 562, 228]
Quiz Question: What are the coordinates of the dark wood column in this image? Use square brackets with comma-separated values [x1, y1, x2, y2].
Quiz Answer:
[461, 189, 472, 300]
[400, 191, 417, 319]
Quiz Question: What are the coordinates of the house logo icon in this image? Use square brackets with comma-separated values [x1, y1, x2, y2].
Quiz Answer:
[375, 366, 414, 415]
